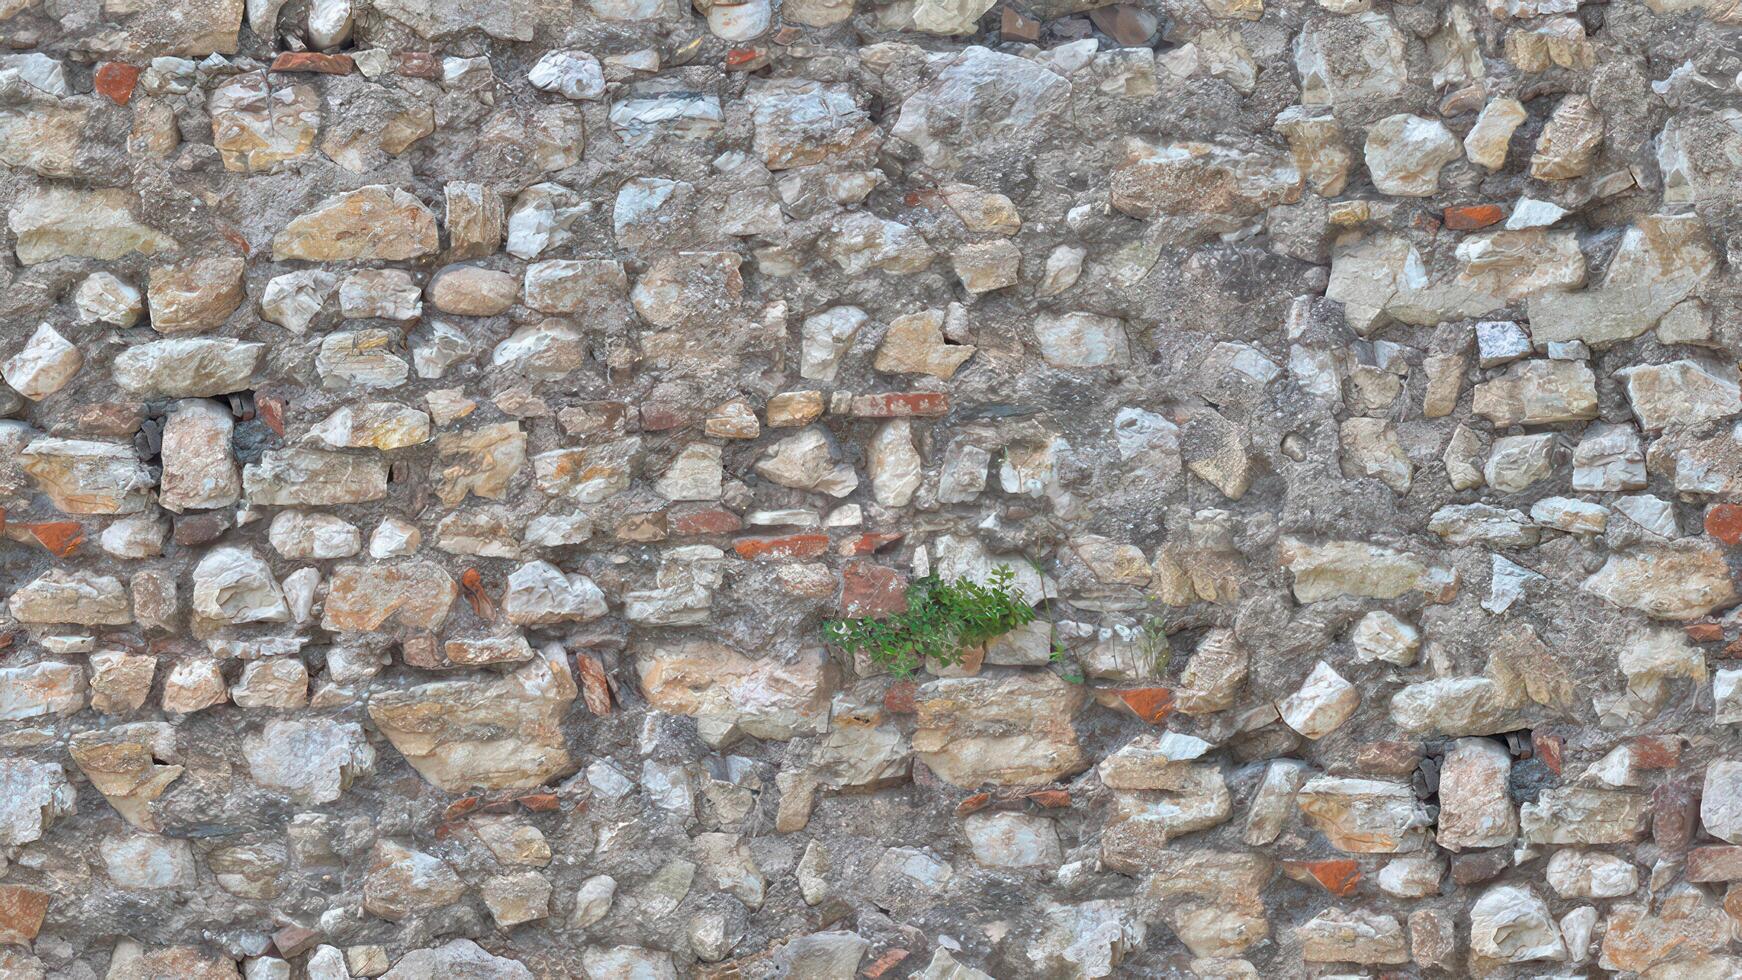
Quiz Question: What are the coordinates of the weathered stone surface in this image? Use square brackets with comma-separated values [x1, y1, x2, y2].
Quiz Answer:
[638, 642, 834, 748]
[273, 186, 439, 261]
[913, 673, 1088, 787]
[367, 646, 576, 791]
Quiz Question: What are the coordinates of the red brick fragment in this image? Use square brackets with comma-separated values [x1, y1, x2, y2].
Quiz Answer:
[1687, 622, 1724, 643]
[733, 533, 829, 561]
[93, 62, 141, 105]
[1026, 789, 1070, 808]
[850, 392, 950, 418]
[271, 51, 354, 74]
[954, 791, 991, 816]
[1442, 204, 1504, 230]
[863, 948, 910, 979]
[517, 793, 559, 812]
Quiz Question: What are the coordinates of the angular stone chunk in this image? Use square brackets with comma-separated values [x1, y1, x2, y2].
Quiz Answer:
[1279, 538, 1453, 603]
[243, 449, 389, 506]
[1471, 359, 1598, 426]
[1296, 776, 1432, 853]
[21, 438, 154, 514]
[0, 662, 87, 721]
[1530, 93, 1603, 180]
[1615, 358, 1741, 431]
[435, 423, 527, 507]
[1034, 312, 1130, 369]
[889, 47, 1071, 173]
[748, 79, 877, 170]
[363, 840, 465, 921]
[1469, 885, 1565, 964]
[209, 71, 320, 173]
[0, 760, 76, 846]
[1109, 139, 1301, 218]
[191, 546, 288, 625]
[638, 642, 835, 748]
[1520, 787, 1649, 844]
[381, 940, 533, 980]
[913, 673, 1088, 787]
[373, 0, 536, 41]
[159, 399, 239, 512]
[1278, 661, 1358, 740]
[367, 646, 576, 791]
[1436, 738, 1517, 851]
[1582, 545, 1737, 621]
[9, 187, 177, 265]
[244, 720, 374, 805]
[1297, 908, 1407, 965]
[3, 323, 82, 400]
[322, 561, 457, 632]
[502, 561, 607, 625]
[113, 338, 263, 397]
[11, 570, 132, 625]
[68, 724, 183, 832]
[273, 185, 439, 262]
[1363, 114, 1460, 196]
[1527, 214, 1716, 346]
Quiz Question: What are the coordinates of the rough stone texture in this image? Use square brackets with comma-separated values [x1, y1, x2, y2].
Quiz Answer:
[2, 1, 1741, 977]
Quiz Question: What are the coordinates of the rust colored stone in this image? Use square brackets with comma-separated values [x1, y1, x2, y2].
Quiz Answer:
[670, 506, 741, 536]
[1630, 735, 1681, 770]
[271, 51, 355, 74]
[93, 62, 141, 105]
[883, 679, 917, 714]
[255, 392, 286, 438]
[1117, 687, 1174, 725]
[1652, 781, 1700, 853]
[1026, 789, 1070, 808]
[517, 793, 560, 812]
[443, 796, 482, 820]
[1001, 5, 1040, 41]
[72, 401, 144, 437]
[459, 568, 495, 619]
[0, 885, 50, 945]
[1285, 858, 1363, 896]
[1688, 845, 1742, 882]
[394, 50, 440, 77]
[1687, 622, 1724, 643]
[862, 948, 909, 978]
[849, 392, 950, 418]
[1532, 732, 1564, 776]
[273, 924, 320, 958]
[954, 791, 991, 816]
[840, 561, 907, 618]
[1442, 204, 1505, 230]
[733, 533, 830, 561]
[1707, 502, 1742, 545]
[575, 653, 612, 716]
[18, 521, 84, 558]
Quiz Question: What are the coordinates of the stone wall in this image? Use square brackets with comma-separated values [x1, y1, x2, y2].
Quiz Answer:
[2, 0, 1741, 976]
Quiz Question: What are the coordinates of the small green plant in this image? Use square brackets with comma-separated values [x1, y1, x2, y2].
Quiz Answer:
[1136, 613, 1170, 674]
[824, 565, 1037, 678]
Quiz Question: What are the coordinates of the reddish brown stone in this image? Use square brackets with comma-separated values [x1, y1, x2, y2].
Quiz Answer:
[862, 949, 909, 979]
[954, 791, 992, 816]
[724, 47, 770, 71]
[839, 532, 903, 556]
[1411, 211, 1443, 235]
[394, 50, 440, 77]
[841, 561, 907, 618]
[1001, 5, 1040, 41]
[884, 679, 917, 714]
[1708, 503, 1742, 545]
[734, 533, 830, 561]
[1117, 687, 1174, 725]
[0, 885, 50, 945]
[1353, 740, 1424, 778]
[93, 62, 141, 105]
[17, 521, 84, 558]
[172, 513, 229, 547]
[1284, 859, 1363, 896]
[850, 392, 950, 418]
[1687, 622, 1724, 643]
[1089, 4, 1157, 46]
[1532, 732, 1564, 776]
[273, 924, 320, 958]
[516, 793, 560, 812]
[670, 506, 742, 536]
[1630, 735, 1681, 770]
[444, 796, 482, 820]
[459, 568, 495, 619]
[1442, 204, 1505, 230]
[1450, 850, 1508, 885]
[1688, 846, 1742, 882]
[256, 393, 286, 438]
[575, 653, 612, 716]
[1652, 781, 1700, 853]
[72, 402, 144, 437]
[271, 51, 354, 74]
[1025, 789, 1070, 808]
